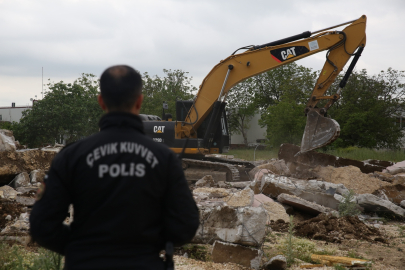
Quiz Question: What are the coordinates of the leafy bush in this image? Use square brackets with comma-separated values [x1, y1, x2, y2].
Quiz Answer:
[338, 190, 361, 217]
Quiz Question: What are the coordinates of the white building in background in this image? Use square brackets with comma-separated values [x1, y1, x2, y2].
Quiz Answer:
[0, 103, 32, 123]
[230, 113, 267, 146]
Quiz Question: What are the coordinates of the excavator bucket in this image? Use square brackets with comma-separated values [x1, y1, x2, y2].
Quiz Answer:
[300, 109, 340, 153]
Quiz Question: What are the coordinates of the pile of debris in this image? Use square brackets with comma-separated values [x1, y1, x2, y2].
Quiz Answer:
[186, 144, 405, 269]
[0, 129, 61, 244]
[2, 129, 405, 269]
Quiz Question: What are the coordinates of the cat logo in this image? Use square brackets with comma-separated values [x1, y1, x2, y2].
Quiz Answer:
[281, 47, 296, 60]
[270, 46, 309, 63]
[153, 126, 165, 133]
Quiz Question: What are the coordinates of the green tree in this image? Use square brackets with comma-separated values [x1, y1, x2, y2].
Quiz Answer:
[252, 63, 317, 146]
[141, 69, 196, 119]
[226, 78, 257, 145]
[328, 68, 405, 149]
[13, 74, 103, 147]
[252, 63, 317, 110]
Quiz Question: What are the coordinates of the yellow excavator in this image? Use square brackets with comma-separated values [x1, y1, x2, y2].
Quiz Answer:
[142, 15, 367, 181]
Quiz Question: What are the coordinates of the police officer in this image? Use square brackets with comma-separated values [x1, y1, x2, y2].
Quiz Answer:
[29, 65, 200, 270]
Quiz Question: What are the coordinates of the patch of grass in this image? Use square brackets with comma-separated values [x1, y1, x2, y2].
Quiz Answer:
[0, 242, 63, 270]
[397, 225, 405, 237]
[320, 147, 405, 162]
[338, 190, 361, 217]
[346, 250, 367, 260]
[313, 248, 338, 256]
[227, 147, 278, 161]
[277, 216, 317, 265]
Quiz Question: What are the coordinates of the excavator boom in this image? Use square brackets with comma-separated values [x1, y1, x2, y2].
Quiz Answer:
[177, 15, 367, 153]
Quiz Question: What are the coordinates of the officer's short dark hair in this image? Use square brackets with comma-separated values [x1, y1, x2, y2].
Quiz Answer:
[100, 65, 143, 111]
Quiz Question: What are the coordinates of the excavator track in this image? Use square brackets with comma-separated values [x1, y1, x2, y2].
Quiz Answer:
[182, 158, 241, 182]
[203, 156, 257, 169]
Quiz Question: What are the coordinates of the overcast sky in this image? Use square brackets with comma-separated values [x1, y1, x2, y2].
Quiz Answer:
[1, 0, 404, 106]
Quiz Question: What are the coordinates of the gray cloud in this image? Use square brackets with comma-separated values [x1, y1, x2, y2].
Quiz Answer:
[0, 0, 404, 106]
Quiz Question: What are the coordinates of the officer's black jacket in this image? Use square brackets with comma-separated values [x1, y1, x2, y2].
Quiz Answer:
[29, 112, 200, 270]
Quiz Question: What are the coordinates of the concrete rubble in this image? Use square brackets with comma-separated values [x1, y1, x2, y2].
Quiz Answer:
[252, 194, 289, 223]
[211, 240, 262, 269]
[10, 172, 30, 189]
[193, 205, 267, 247]
[250, 174, 348, 210]
[2, 134, 405, 269]
[0, 185, 20, 199]
[356, 194, 405, 216]
[1, 212, 30, 234]
[0, 129, 18, 151]
[277, 193, 337, 216]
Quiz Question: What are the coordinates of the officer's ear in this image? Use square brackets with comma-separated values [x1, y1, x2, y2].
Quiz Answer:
[98, 94, 108, 112]
[132, 94, 144, 115]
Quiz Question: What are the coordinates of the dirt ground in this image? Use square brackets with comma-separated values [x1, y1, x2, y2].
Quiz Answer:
[271, 214, 384, 243]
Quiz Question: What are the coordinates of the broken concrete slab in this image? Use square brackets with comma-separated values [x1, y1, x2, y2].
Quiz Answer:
[252, 194, 274, 206]
[211, 240, 262, 269]
[193, 205, 267, 247]
[195, 175, 216, 188]
[225, 188, 254, 207]
[0, 186, 19, 199]
[278, 144, 390, 176]
[15, 196, 35, 206]
[193, 187, 254, 207]
[0, 130, 17, 152]
[30, 169, 46, 184]
[193, 187, 231, 198]
[314, 165, 390, 194]
[277, 193, 337, 216]
[255, 174, 348, 210]
[252, 194, 289, 223]
[356, 194, 405, 216]
[385, 160, 405, 175]
[263, 255, 287, 270]
[372, 184, 405, 205]
[10, 172, 30, 188]
[249, 159, 291, 179]
[400, 200, 405, 209]
[1, 213, 30, 234]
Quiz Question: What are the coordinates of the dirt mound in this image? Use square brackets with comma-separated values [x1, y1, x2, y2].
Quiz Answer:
[270, 214, 384, 243]
[0, 150, 56, 185]
[313, 165, 390, 194]
[295, 214, 383, 242]
[0, 200, 25, 229]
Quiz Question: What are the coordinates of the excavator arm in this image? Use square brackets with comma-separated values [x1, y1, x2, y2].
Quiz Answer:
[176, 15, 367, 152]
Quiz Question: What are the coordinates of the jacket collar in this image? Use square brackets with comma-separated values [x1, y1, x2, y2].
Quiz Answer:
[99, 112, 145, 134]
